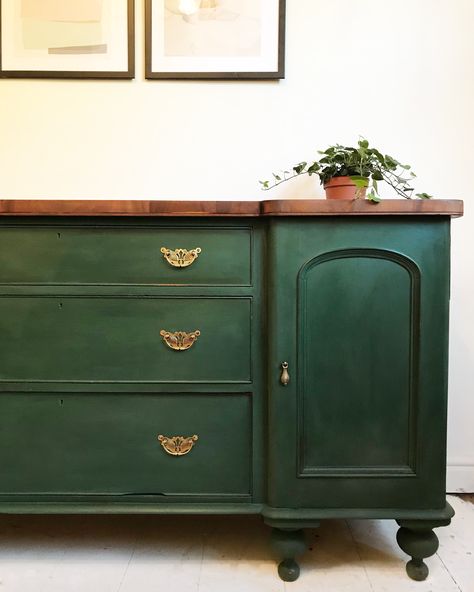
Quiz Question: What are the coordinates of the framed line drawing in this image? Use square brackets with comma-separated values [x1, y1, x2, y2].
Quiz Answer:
[145, 0, 285, 80]
[0, 0, 135, 79]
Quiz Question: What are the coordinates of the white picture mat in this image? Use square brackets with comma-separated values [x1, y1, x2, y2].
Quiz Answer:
[151, 0, 280, 73]
[1, 0, 129, 72]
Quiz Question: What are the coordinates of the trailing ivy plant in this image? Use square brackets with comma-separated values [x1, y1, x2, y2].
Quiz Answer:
[260, 139, 432, 202]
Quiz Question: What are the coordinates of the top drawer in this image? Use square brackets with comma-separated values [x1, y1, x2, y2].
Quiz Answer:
[0, 224, 252, 286]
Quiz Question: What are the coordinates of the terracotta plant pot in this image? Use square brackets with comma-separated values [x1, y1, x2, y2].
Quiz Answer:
[323, 176, 368, 200]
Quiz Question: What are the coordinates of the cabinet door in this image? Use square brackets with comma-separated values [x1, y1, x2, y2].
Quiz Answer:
[267, 217, 451, 510]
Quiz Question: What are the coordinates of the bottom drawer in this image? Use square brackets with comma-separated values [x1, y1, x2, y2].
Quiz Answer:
[0, 393, 251, 498]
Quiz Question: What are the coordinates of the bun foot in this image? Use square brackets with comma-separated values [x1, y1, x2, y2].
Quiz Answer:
[406, 558, 429, 581]
[396, 517, 452, 582]
[278, 558, 300, 582]
[270, 528, 307, 582]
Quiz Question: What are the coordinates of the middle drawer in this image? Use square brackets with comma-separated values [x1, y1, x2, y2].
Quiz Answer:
[0, 297, 251, 383]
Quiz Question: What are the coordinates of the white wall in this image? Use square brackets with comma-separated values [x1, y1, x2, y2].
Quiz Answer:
[0, 0, 473, 490]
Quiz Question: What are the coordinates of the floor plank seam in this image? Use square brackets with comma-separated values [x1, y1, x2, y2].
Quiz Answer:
[346, 520, 376, 592]
[116, 543, 137, 592]
[196, 537, 205, 592]
[436, 551, 463, 592]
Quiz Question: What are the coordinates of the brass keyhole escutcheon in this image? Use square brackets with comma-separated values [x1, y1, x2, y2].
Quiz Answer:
[280, 362, 290, 386]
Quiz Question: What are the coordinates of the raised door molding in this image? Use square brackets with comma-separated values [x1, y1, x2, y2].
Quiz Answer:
[296, 249, 421, 478]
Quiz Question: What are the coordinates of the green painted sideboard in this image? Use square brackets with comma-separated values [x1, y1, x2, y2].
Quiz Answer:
[0, 199, 463, 582]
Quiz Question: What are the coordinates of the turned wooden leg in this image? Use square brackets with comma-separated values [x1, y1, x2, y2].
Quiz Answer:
[396, 518, 451, 581]
[270, 528, 307, 582]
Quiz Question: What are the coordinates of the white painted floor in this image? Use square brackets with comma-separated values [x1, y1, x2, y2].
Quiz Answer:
[0, 495, 472, 592]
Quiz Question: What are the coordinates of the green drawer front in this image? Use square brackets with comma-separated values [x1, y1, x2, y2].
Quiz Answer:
[0, 297, 251, 383]
[0, 393, 251, 496]
[0, 226, 251, 286]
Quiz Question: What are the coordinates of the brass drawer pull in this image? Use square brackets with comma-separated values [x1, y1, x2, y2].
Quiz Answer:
[160, 247, 202, 268]
[158, 434, 199, 456]
[280, 362, 290, 386]
[160, 330, 201, 351]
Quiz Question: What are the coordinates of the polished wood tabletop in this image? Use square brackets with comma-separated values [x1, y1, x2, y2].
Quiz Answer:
[0, 199, 464, 217]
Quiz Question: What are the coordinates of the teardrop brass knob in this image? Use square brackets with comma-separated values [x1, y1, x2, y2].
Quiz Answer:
[158, 435, 199, 456]
[160, 247, 201, 268]
[280, 362, 290, 386]
[160, 330, 201, 351]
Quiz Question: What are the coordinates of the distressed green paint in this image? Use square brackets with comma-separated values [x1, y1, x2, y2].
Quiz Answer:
[267, 217, 451, 511]
[0, 214, 455, 581]
[0, 296, 251, 383]
[298, 251, 418, 475]
[0, 224, 252, 286]
[0, 392, 251, 496]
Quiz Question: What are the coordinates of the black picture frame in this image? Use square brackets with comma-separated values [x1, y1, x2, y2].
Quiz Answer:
[0, 0, 135, 79]
[145, 0, 285, 80]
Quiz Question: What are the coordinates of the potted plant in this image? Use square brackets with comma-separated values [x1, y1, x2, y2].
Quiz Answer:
[260, 139, 432, 202]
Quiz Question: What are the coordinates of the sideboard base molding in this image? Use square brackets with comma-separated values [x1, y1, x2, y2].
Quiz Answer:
[0, 500, 262, 515]
[0, 499, 454, 521]
[262, 501, 455, 527]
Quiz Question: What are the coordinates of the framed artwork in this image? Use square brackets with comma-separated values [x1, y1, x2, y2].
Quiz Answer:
[0, 0, 135, 79]
[145, 0, 285, 80]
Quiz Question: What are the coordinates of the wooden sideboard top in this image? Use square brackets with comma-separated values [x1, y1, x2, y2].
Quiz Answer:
[261, 199, 464, 218]
[0, 199, 464, 217]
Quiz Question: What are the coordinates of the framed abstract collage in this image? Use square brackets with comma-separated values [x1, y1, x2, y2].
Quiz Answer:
[0, 0, 134, 78]
[145, 0, 285, 79]
[0, 0, 285, 79]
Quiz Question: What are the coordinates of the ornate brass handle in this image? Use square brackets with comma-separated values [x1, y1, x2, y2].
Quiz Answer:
[280, 362, 290, 386]
[158, 434, 199, 456]
[160, 247, 202, 268]
[160, 330, 201, 351]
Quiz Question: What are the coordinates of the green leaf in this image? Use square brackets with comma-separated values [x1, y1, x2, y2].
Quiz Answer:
[350, 175, 369, 188]
[259, 180, 270, 190]
[367, 191, 381, 203]
[273, 174, 281, 181]
[372, 149, 385, 161]
[415, 192, 433, 199]
[293, 162, 307, 175]
[384, 155, 399, 169]
[307, 162, 320, 175]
